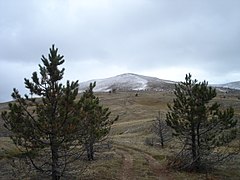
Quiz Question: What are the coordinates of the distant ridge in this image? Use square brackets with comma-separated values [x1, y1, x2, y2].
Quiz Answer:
[79, 73, 175, 92]
[79, 73, 240, 92]
[211, 81, 240, 91]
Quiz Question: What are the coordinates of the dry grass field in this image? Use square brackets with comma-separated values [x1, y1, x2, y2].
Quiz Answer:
[0, 90, 240, 179]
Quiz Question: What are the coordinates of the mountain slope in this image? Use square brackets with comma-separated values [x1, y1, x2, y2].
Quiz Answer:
[212, 81, 240, 90]
[79, 73, 175, 92]
[79, 73, 240, 92]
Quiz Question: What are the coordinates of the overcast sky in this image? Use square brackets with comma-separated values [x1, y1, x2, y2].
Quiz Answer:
[1, 0, 240, 102]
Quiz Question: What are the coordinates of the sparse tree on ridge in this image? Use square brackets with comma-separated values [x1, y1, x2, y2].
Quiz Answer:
[2, 45, 84, 180]
[79, 82, 118, 161]
[166, 73, 238, 171]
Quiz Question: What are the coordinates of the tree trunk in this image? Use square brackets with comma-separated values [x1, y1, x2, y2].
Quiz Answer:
[86, 142, 94, 161]
[89, 142, 94, 160]
[157, 112, 164, 148]
[86, 144, 90, 161]
[51, 137, 60, 180]
[86, 143, 93, 161]
[196, 122, 201, 168]
[191, 124, 197, 169]
[159, 122, 164, 148]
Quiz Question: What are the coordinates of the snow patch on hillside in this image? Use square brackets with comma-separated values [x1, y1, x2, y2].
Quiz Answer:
[79, 73, 148, 92]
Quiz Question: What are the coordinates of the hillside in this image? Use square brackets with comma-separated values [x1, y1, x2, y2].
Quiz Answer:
[213, 81, 240, 90]
[0, 74, 240, 179]
[79, 73, 240, 94]
[0, 90, 240, 179]
[79, 73, 175, 92]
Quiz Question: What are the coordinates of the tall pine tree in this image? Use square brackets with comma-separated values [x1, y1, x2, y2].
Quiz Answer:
[2, 45, 84, 179]
[166, 73, 238, 171]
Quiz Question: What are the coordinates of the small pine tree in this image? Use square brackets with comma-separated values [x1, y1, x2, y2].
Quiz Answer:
[152, 111, 171, 148]
[166, 73, 238, 171]
[79, 82, 118, 160]
[2, 45, 84, 179]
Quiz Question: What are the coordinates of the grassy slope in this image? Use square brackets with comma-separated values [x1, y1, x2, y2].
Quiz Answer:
[0, 91, 240, 179]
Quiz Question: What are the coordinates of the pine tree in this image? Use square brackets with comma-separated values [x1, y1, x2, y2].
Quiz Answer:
[2, 45, 83, 179]
[79, 82, 118, 161]
[152, 111, 171, 148]
[166, 73, 238, 171]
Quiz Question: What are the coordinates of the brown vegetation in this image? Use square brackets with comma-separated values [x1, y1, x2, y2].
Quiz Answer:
[0, 90, 240, 179]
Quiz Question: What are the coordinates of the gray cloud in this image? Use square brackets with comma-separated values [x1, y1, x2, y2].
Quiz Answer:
[1, 0, 240, 102]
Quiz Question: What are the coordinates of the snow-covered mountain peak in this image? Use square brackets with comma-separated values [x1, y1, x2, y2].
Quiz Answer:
[79, 73, 175, 92]
[79, 73, 240, 93]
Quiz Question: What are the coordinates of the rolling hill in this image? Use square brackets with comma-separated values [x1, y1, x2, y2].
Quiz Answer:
[79, 73, 240, 93]
[79, 73, 176, 92]
[213, 81, 240, 90]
